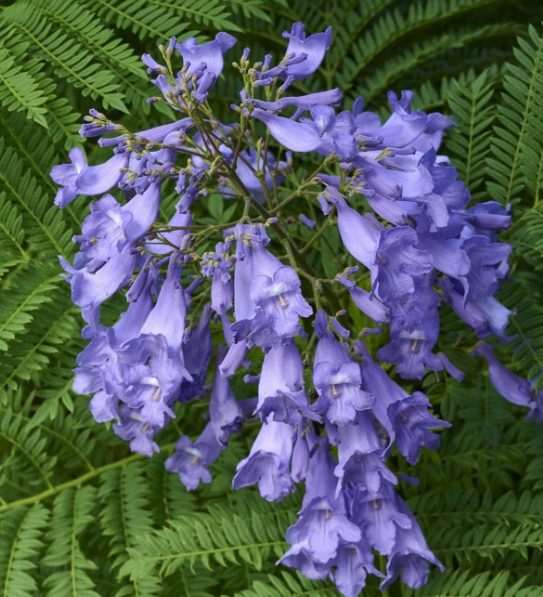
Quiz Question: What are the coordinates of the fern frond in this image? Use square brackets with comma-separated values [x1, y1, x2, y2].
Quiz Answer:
[79, 0, 200, 41]
[2, 2, 128, 113]
[446, 67, 499, 198]
[0, 409, 56, 491]
[0, 504, 49, 597]
[0, 192, 28, 261]
[406, 570, 543, 597]
[232, 570, 334, 597]
[42, 486, 100, 597]
[99, 462, 161, 597]
[336, 0, 500, 93]
[0, 139, 73, 256]
[0, 266, 59, 353]
[487, 24, 543, 205]
[0, 37, 48, 127]
[119, 494, 299, 582]
[33, 0, 152, 112]
[357, 24, 518, 104]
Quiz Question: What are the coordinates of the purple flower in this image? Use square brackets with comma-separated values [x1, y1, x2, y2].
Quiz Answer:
[357, 341, 450, 463]
[310, 314, 374, 425]
[113, 405, 161, 457]
[299, 214, 315, 229]
[179, 304, 213, 402]
[438, 277, 512, 338]
[279, 438, 362, 568]
[255, 341, 317, 425]
[282, 23, 332, 81]
[350, 481, 411, 556]
[377, 285, 443, 380]
[247, 88, 342, 119]
[232, 240, 312, 349]
[474, 343, 543, 422]
[251, 105, 352, 155]
[373, 227, 433, 302]
[332, 542, 381, 597]
[232, 419, 295, 501]
[335, 411, 397, 493]
[51, 148, 129, 208]
[177, 33, 237, 81]
[381, 496, 444, 590]
[337, 275, 389, 325]
[165, 423, 223, 490]
[461, 235, 511, 302]
[60, 243, 137, 321]
[209, 345, 243, 446]
[324, 186, 380, 269]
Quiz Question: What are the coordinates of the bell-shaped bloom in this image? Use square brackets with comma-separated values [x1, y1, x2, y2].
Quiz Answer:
[387, 392, 451, 465]
[291, 424, 315, 482]
[377, 286, 443, 380]
[232, 419, 295, 501]
[356, 341, 450, 462]
[232, 242, 312, 349]
[97, 117, 193, 148]
[209, 345, 243, 446]
[474, 343, 543, 422]
[113, 405, 161, 457]
[202, 241, 234, 315]
[335, 411, 397, 494]
[373, 227, 433, 302]
[354, 91, 427, 150]
[115, 257, 193, 428]
[72, 194, 132, 265]
[51, 147, 129, 208]
[461, 235, 511, 302]
[251, 105, 353, 155]
[165, 423, 223, 490]
[381, 496, 444, 590]
[60, 243, 137, 319]
[255, 341, 317, 425]
[350, 481, 412, 556]
[251, 108, 329, 153]
[145, 202, 192, 256]
[324, 186, 381, 269]
[310, 314, 374, 425]
[462, 201, 511, 239]
[414, 213, 470, 280]
[89, 389, 119, 423]
[332, 542, 381, 597]
[438, 277, 512, 338]
[177, 32, 236, 80]
[179, 304, 213, 402]
[337, 276, 389, 325]
[280, 438, 362, 569]
[282, 23, 332, 81]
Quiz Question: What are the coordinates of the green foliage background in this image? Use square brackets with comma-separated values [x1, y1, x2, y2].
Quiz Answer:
[0, 0, 543, 595]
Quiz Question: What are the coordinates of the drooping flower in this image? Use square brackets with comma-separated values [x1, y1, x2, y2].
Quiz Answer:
[381, 495, 444, 590]
[281, 23, 332, 81]
[255, 341, 317, 425]
[165, 423, 223, 490]
[232, 419, 295, 501]
[279, 437, 362, 568]
[474, 343, 543, 422]
[51, 148, 129, 208]
[356, 341, 450, 464]
[310, 312, 374, 426]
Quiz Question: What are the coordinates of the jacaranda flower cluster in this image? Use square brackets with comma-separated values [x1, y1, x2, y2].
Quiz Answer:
[51, 23, 539, 596]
